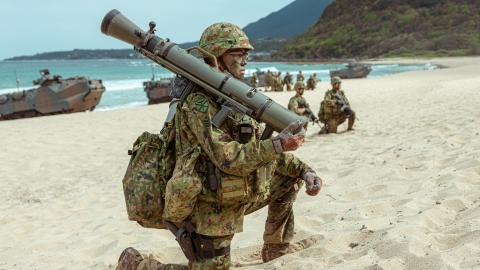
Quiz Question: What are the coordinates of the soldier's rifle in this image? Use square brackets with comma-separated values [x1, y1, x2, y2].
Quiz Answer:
[297, 100, 320, 127]
[334, 93, 354, 116]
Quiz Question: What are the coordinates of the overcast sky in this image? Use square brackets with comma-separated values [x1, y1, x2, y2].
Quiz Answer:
[0, 0, 294, 60]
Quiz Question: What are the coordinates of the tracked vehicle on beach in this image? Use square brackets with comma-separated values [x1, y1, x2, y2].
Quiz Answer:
[330, 62, 372, 79]
[0, 69, 105, 120]
[142, 64, 173, 105]
[143, 78, 173, 104]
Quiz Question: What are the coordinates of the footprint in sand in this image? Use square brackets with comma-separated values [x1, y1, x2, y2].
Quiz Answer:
[232, 234, 324, 267]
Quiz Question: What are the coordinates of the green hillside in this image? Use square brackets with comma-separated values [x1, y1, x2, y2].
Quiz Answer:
[276, 0, 480, 59]
[243, 0, 333, 39]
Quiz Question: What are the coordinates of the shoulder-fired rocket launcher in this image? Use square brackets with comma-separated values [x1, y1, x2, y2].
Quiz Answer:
[100, 10, 307, 137]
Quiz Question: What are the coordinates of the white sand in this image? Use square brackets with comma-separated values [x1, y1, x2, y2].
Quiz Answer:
[1, 57, 479, 270]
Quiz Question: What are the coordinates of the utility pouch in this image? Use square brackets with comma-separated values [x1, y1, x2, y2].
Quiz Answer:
[205, 161, 220, 192]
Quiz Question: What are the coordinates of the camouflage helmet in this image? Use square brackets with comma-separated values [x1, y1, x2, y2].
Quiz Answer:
[294, 81, 305, 92]
[199, 22, 254, 58]
[331, 76, 342, 85]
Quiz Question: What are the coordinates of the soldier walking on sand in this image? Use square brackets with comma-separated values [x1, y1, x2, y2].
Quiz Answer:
[318, 76, 355, 134]
[283, 72, 293, 91]
[265, 70, 272, 91]
[306, 74, 316, 90]
[117, 22, 323, 270]
[272, 72, 283, 91]
[250, 72, 258, 88]
[296, 70, 304, 82]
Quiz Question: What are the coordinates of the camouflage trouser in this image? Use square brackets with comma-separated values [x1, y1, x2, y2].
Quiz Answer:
[193, 173, 303, 269]
[324, 112, 355, 133]
[138, 173, 303, 270]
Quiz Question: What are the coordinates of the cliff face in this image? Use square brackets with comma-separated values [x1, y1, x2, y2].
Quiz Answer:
[276, 0, 480, 59]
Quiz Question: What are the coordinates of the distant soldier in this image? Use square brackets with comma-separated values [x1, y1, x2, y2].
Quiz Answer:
[272, 72, 283, 91]
[296, 70, 304, 82]
[288, 81, 318, 129]
[306, 75, 316, 90]
[250, 72, 258, 88]
[283, 72, 293, 91]
[265, 70, 273, 91]
[318, 76, 355, 134]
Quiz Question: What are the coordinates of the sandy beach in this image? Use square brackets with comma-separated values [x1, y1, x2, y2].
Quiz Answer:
[1, 57, 479, 270]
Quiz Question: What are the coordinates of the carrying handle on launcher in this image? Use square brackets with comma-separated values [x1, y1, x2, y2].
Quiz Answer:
[186, 47, 219, 70]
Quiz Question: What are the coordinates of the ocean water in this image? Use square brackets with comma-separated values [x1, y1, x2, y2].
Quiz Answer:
[0, 59, 436, 111]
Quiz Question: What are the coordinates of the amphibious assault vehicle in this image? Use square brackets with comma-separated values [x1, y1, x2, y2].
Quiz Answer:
[330, 63, 372, 79]
[0, 69, 105, 120]
[143, 78, 173, 104]
[244, 68, 269, 87]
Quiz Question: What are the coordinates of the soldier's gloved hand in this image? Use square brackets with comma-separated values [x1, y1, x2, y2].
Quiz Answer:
[302, 171, 322, 196]
[272, 120, 305, 153]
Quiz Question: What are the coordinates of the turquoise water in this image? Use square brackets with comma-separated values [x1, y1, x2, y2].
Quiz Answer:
[0, 59, 436, 110]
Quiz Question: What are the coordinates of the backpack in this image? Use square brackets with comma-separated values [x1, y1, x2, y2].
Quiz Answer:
[121, 76, 198, 229]
[122, 122, 176, 229]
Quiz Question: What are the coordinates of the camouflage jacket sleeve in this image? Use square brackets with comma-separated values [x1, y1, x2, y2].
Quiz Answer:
[275, 153, 313, 179]
[182, 92, 279, 177]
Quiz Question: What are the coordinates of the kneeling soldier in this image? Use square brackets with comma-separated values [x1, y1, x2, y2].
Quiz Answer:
[318, 76, 355, 134]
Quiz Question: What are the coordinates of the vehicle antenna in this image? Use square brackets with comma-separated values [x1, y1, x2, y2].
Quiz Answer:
[150, 63, 156, 81]
[14, 70, 20, 91]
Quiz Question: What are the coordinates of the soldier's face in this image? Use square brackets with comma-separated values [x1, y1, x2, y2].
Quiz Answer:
[221, 49, 248, 80]
[297, 88, 305, 95]
[333, 83, 341, 90]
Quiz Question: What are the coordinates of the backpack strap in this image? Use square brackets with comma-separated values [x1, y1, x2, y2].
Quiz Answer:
[161, 75, 199, 133]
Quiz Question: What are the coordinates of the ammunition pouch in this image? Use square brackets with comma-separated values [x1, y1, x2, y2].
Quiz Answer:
[164, 221, 230, 261]
[200, 160, 249, 205]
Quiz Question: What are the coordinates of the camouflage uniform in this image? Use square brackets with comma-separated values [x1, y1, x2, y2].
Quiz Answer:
[318, 77, 355, 133]
[250, 73, 258, 88]
[288, 81, 308, 116]
[288, 82, 312, 130]
[296, 71, 304, 82]
[171, 91, 311, 269]
[123, 23, 315, 270]
[272, 73, 283, 92]
[283, 72, 293, 91]
[265, 71, 272, 91]
[306, 75, 315, 90]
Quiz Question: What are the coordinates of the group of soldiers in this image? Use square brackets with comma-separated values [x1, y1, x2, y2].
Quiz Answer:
[250, 70, 320, 92]
[288, 75, 355, 134]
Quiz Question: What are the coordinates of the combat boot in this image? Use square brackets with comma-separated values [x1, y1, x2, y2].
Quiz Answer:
[117, 247, 188, 270]
[117, 247, 143, 270]
[318, 125, 328, 134]
[261, 236, 321, 263]
[261, 242, 304, 262]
